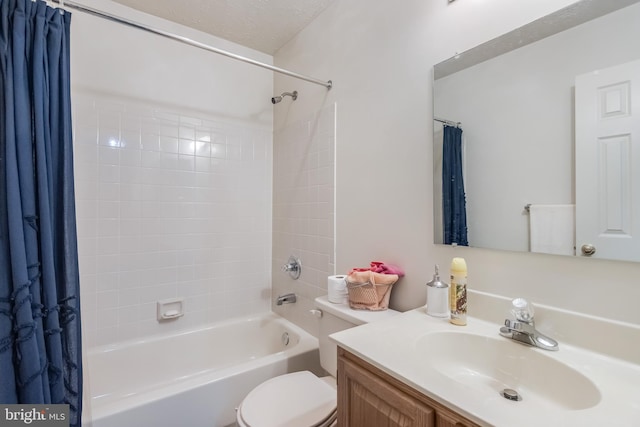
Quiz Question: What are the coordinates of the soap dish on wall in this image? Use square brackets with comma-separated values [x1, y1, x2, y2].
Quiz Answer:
[157, 297, 184, 321]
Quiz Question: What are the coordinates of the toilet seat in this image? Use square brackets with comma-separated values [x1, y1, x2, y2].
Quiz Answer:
[236, 371, 337, 427]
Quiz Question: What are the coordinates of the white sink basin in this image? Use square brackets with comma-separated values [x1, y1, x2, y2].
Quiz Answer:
[331, 305, 640, 426]
[415, 331, 601, 411]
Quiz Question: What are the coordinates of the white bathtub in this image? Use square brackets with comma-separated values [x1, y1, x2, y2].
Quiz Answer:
[83, 313, 321, 427]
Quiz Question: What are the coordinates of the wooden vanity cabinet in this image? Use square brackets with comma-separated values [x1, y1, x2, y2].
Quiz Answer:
[337, 347, 481, 427]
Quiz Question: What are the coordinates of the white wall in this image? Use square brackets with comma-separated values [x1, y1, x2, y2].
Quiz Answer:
[435, 3, 640, 252]
[274, 0, 640, 326]
[71, 0, 274, 347]
[71, 0, 273, 124]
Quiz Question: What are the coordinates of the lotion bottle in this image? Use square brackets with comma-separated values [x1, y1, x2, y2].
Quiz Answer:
[426, 265, 449, 317]
[449, 257, 467, 326]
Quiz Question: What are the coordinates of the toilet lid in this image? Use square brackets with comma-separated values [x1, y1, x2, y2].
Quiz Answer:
[239, 371, 336, 427]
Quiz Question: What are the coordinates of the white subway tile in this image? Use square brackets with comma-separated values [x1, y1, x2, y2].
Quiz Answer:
[97, 291, 118, 310]
[118, 252, 145, 273]
[119, 270, 141, 289]
[179, 126, 195, 141]
[96, 219, 119, 237]
[95, 254, 120, 274]
[117, 305, 141, 325]
[141, 133, 160, 151]
[141, 151, 162, 168]
[120, 166, 142, 184]
[121, 116, 141, 132]
[95, 327, 118, 346]
[98, 129, 121, 148]
[117, 323, 141, 342]
[75, 94, 274, 347]
[98, 183, 119, 202]
[120, 201, 141, 219]
[74, 127, 98, 146]
[98, 164, 120, 183]
[211, 143, 226, 159]
[74, 108, 98, 130]
[96, 237, 119, 256]
[78, 254, 97, 276]
[120, 145, 141, 165]
[119, 219, 142, 237]
[227, 145, 241, 161]
[159, 136, 179, 153]
[179, 138, 195, 155]
[195, 141, 211, 158]
[176, 154, 195, 171]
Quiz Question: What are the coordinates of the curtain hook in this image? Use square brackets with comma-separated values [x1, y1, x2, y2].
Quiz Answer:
[59, 0, 65, 14]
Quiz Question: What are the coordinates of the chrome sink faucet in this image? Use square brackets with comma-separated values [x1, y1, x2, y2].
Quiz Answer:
[499, 298, 559, 351]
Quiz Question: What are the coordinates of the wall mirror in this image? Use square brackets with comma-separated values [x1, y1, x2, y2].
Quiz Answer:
[433, 0, 640, 262]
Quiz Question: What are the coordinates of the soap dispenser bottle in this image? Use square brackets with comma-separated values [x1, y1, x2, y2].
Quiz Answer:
[449, 257, 467, 326]
[426, 265, 449, 317]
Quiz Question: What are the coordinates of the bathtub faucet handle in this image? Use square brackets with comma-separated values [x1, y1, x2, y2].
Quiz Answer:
[281, 256, 301, 280]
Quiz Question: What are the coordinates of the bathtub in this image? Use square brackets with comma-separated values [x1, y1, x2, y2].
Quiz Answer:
[83, 313, 321, 427]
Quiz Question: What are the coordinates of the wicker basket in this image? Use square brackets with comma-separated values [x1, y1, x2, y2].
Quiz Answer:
[346, 280, 394, 311]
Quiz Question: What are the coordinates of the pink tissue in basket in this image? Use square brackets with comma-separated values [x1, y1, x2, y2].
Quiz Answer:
[349, 261, 404, 277]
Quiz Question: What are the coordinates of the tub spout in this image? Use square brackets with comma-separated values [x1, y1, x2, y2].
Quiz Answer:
[276, 293, 297, 306]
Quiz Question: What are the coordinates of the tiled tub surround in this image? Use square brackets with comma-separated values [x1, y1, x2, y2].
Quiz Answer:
[272, 104, 336, 334]
[73, 92, 273, 347]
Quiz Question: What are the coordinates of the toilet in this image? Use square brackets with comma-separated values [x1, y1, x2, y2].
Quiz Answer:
[235, 295, 400, 427]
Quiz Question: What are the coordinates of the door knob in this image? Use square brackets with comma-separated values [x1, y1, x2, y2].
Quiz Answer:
[581, 244, 596, 256]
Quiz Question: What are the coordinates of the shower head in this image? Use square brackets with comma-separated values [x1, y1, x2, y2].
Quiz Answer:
[271, 91, 298, 104]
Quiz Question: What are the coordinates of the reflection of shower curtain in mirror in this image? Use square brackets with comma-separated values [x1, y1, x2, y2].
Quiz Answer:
[442, 125, 468, 246]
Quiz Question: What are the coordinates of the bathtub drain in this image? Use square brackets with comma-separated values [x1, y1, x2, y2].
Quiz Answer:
[281, 332, 290, 346]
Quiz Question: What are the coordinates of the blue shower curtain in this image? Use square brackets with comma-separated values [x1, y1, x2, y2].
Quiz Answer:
[442, 125, 468, 246]
[0, 0, 82, 425]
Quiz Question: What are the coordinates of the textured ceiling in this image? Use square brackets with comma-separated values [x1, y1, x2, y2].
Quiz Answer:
[111, 0, 335, 54]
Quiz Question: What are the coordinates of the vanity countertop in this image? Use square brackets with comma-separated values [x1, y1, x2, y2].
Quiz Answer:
[330, 307, 640, 427]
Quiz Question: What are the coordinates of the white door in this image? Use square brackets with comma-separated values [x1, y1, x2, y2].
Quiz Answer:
[575, 59, 640, 261]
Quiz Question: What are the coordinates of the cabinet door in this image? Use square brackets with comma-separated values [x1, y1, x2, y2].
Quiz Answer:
[338, 357, 435, 427]
[436, 411, 475, 427]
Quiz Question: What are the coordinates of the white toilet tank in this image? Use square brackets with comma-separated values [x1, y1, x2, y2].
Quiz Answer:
[314, 296, 399, 377]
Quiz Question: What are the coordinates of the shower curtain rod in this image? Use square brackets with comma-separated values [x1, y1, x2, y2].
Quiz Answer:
[51, 0, 333, 90]
[434, 117, 461, 127]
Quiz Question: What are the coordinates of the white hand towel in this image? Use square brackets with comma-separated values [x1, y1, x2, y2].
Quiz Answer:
[529, 204, 575, 256]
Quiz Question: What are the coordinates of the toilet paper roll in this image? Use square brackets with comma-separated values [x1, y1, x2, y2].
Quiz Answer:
[328, 275, 348, 304]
